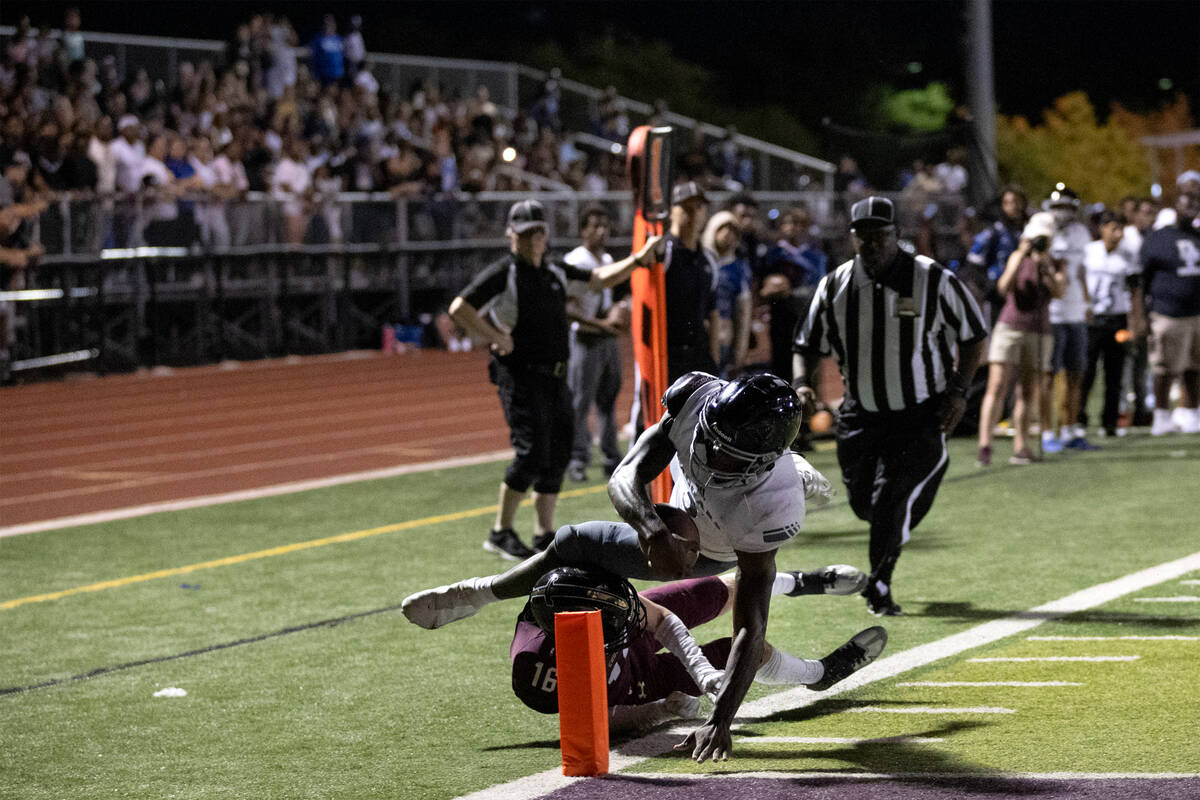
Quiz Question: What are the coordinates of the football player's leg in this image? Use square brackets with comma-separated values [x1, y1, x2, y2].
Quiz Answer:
[780, 565, 869, 596]
[640, 575, 732, 629]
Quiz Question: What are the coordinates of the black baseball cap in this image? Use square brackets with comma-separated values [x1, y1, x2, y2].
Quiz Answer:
[849, 196, 896, 230]
[507, 199, 548, 234]
[671, 181, 708, 206]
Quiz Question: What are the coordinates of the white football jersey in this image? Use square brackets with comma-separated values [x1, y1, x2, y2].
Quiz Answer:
[664, 380, 831, 562]
[1048, 222, 1093, 324]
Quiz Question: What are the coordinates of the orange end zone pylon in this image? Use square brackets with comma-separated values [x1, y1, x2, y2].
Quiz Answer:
[554, 610, 609, 776]
[626, 125, 673, 504]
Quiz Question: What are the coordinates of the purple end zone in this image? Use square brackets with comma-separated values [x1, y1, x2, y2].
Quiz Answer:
[544, 775, 1200, 800]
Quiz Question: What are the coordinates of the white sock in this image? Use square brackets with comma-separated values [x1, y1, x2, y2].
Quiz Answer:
[1042, 429, 1055, 442]
[462, 576, 498, 604]
[1060, 426, 1073, 440]
[755, 647, 824, 685]
[771, 573, 797, 596]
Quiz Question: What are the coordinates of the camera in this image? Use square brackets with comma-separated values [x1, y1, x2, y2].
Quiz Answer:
[1031, 236, 1050, 252]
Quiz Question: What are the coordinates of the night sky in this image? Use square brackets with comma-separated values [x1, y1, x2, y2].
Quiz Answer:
[4, 1, 1198, 122]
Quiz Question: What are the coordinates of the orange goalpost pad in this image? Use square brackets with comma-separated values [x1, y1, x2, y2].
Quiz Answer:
[554, 610, 610, 776]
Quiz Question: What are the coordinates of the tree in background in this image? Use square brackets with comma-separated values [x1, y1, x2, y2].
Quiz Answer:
[1109, 94, 1200, 190]
[996, 92, 1154, 206]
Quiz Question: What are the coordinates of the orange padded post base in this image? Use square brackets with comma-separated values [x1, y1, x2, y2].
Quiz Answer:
[554, 610, 609, 776]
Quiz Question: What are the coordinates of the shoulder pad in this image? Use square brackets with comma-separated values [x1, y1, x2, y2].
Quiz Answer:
[662, 372, 718, 417]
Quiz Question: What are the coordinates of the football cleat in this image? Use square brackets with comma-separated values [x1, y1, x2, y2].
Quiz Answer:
[808, 626, 888, 691]
[786, 565, 868, 596]
[401, 582, 488, 629]
[664, 690, 701, 720]
[483, 528, 535, 560]
[863, 582, 904, 616]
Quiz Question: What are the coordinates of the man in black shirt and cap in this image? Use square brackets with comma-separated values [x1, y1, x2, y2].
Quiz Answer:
[451, 199, 661, 558]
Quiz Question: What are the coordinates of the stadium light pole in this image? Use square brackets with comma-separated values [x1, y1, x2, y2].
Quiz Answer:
[965, 0, 998, 206]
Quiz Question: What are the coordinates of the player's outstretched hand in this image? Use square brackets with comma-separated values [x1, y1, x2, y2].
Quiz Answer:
[675, 719, 732, 763]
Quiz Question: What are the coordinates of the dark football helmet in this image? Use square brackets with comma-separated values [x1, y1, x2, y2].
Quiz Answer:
[528, 567, 646, 654]
[690, 373, 803, 488]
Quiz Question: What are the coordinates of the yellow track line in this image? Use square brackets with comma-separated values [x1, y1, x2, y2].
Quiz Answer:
[1, 485, 607, 611]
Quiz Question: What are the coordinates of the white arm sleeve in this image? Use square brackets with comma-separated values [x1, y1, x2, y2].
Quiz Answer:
[652, 612, 723, 694]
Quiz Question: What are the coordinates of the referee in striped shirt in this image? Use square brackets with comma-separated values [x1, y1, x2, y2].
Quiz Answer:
[792, 197, 988, 616]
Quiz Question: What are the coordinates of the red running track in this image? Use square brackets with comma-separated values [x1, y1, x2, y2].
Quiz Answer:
[0, 349, 636, 528]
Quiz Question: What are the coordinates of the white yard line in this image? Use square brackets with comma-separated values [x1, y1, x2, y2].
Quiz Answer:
[846, 706, 1015, 714]
[1135, 596, 1200, 603]
[0, 450, 512, 538]
[453, 549, 1200, 800]
[1181, 580, 1200, 586]
[736, 736, 944, 744]
[623, 771, 1200, 782]
[969, 656, 1139, 662]
[898, 681, 1082, 687]
[1028, 635, 1198, 641]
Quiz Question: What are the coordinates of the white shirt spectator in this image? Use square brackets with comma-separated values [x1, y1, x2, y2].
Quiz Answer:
[211, 154, 250, 194]
[272, 156, 310, 217]
[563, 245, 614, 334]
[1084, 239, 1136, 316]
[1119, 223, 1143, 267]
[933, 161, 968, 195]
[136, 156, 177, 220]
[354, 69, 379, 98]
[1048, 222, 1093, 324]
[87, 135, 117, 195]
[344, 29, 365, 65]
[110, 136, 145, 194]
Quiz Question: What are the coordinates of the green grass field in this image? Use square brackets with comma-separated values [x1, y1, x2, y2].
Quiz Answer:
[2, 433, 1198, 799]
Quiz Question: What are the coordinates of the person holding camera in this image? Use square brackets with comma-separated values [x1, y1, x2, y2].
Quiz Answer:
[976, 212, 1067, 466]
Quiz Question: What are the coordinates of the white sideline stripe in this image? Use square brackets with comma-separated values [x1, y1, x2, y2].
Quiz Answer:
[847, 706, 1015, 715]
[454, 549, 1200, 800]
[624, 771, 1200, 782]
[737, 736, 944, 744]
[0, 450, 513, 538]
[1029, 635, 1199, 641]
[970, 656, 1139, 662]
[1181, 579, 1200, 586]
[898, 681, 1082, 687]
[1135, 596, 1200, 603]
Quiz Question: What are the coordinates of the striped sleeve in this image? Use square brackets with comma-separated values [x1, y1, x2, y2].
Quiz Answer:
[792, 272, 832, 357]
[938, 268, 988, 344]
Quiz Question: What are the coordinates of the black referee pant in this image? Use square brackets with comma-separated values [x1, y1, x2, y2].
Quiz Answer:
[489, 358, 574, 494]
[836, 398, 949, 594]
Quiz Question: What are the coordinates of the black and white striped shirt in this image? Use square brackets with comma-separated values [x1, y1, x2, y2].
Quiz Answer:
[793, 250, 987, 413]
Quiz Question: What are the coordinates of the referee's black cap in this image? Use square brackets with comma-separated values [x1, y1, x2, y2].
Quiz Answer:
[507, 199, 549, 234]
[849, 196, 896, 230]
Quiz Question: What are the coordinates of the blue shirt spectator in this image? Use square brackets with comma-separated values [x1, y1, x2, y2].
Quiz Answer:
[310, 15, 345, 86]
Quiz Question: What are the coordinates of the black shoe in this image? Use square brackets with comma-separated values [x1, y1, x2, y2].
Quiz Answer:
[530, 530, 554, 552]
[483, 528, 534, 560]
[786, 565, 868, 596]
[808, 626, 888, 691]
[863, 582, 904, 616]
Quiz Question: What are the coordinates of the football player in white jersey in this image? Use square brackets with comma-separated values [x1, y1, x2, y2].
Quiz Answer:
[402, 372, 883, 762]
